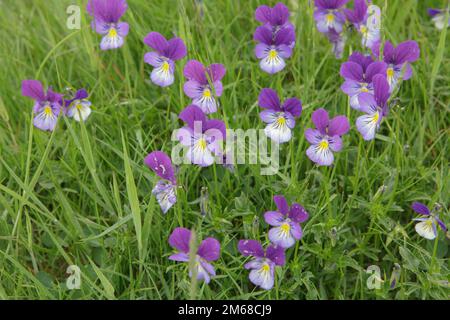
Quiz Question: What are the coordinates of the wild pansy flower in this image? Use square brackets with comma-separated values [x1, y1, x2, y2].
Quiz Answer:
[258, 88, 302, 144]
[372, 40, 420, 91]
[340, 52, 387, 110]
[177, 105, 226, 167]
[356, 74, 390, 141]
[264, 195, 309, 248]
[143, 32, 187, 87]
[87, 0, 129, 50]
[168, 227, 220, 284]
[65, 89, 92, 122]
[238, 240, 285, 290]
[305, 108, 350, 166]
[254, 25, 295, 74]
[255, 2, 295, 47]
[344, 0, 381, 49]
[21, 80, 63, 132]
[411, 202, 447, 240]
[428, 8, 450, 30]
[314, 0, 349, 34]
[183, 60, 226, 114]
[144, 151, 177, 214]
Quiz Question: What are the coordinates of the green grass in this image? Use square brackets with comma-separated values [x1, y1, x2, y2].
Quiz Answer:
[0, 0, 448, 300]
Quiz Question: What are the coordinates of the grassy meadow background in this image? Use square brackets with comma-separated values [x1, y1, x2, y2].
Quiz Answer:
[0, 0, 448, 299]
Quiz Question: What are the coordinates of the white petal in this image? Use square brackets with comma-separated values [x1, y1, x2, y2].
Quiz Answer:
[248, 262, 274, 290]
[356, 113, 380, 141]
[68, 101, 92, 122]
[264, 117, 292, 144]
[268, 224, 296, 248]
[260, 51, 286, 74]
[151, 63, 174, 87]
[186, 137, 215, 166]
[100, 29, 124, 50]
[415, 220, 437, 240]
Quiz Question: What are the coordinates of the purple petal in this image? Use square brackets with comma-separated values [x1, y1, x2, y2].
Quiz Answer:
[328, 115, 350, 136]
[274, 27, 295, 46]
[168, 227, 191, 253]
[340, 80, 362, 96]
[205, 119, 226, 140]
[344, 0, 367, 24]
[411, 202, 430, 216]
[394, 40, 420, 64]
[143, 32, 168, 54]
[87, 0, 127, 23]
[373, 74, 390, 106]
[259, 110, 278, 124]
[255, 5, 271, 23]
[258, 88, 281, 111]
[340, 61, 364, 82]
[427, 8, 442, 17]
[116, 22, 129, 37]
[274, 195, 289, 215]
[255, 43, 270, 59]
[144, 52, 162, 67]
[75, 89, 89, 100]
[168, 252, 189, 262]
[381, 41, 396, 63]
[179, 105, 206, 129]
[254, 26, 273, 44]
[22, 80, 45, 101]
[348, 52, 374, 71]
[165, 37, 187, 61]
[198, 237, 221, 261]
[282, 98, 302, 117]
[207, 64, 226, 82]
[329, 135, 343, 152]
[290, 222, 303, 240]
[289, 203, 309, 223]
[183, 60, 207, 84]
[357, 92, 378, 114]
[183, 80, 203, 99]
[238, 239, 264, 258]
[144, 151, 176, 184]
[265, 244, 285, 266]
[435, 216, 447, 232]
[365, 61, 387, 82]
[270, 2, 290, 26]
[46, 88, 63, 104]
[264, 211, 285, 226]
[311, 108, 329, 133]
[304, 128, 324, 144]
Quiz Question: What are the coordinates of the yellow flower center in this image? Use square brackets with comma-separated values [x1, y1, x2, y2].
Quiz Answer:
[360, 86, 369, 93]
[268, 49, 278, 59]
[76, 103, 83, 110]
[326, 13, 335, 23]
[44, 106, 52, 116]
[203, 88, 212, 98]
[318, 140, 329, 150]
[360, 25, 368, 35]
[280, 223, 290, 233]
[261, 264, 270, 272]
[386, 67, 394, 78]
[162, 61, 170, 72]
[372, 112, 380, 123]
[198, 138, 207, 150]
[276, 116, 286, 126]
[108, 28, 117, 38]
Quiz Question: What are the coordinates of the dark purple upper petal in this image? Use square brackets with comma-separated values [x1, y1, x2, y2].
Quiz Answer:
[168, 227, 191, 253]
[315, 0, 349, 9]
[46, 88, 63, 105]
[411, 202, 430, 216]
[289, 203, 309, 223]
[144, 151, 176, 184]
[365, 61, 387, 82]
[143, 32, 168, 54]
[348, 52, 374, 72]
[435, 216, 447, 232]
[87, 0, 127, 23]
[340, 61, 364, 82]
[427, 8, 442, 17]
[183, 60, 207, 84]
[198, 237, 221, 261]
[378, 41, 395, 63]
[165, 37, 187, 61]
[328, 115, 350, 136]
[269, 2, 290, 26]
[254, 26, 273, 45]
[258, 88, 281, 111]
[255, 5, 271, 23]
[207, 64, 226, 82]
[205, 119, 226, 140]
[344, 0, 367, 24]
[282, 98, 302, 117]
[274, 27, 295, 46]
[75, 89, 89, 100]
[311, 108, 329, 134]
[373, 74, 390, 106]
[238, 239, 264, 258]
[179, 105, 207, 129]
[394, 40, 420, 64]
[265, 244, 285, 266]
[22, 80, 45, 101]
[274, 195, 289, 215]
